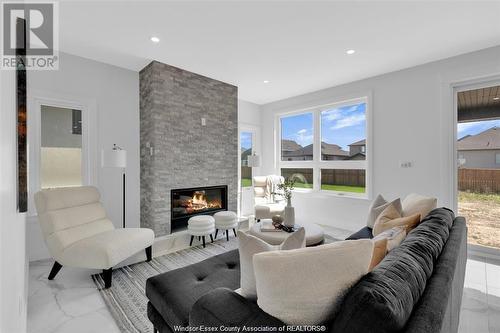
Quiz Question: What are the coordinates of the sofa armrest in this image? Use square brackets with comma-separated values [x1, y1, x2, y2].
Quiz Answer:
[189, 288, 284, 328]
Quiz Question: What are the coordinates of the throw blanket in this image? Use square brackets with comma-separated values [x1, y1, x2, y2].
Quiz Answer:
[266, 175, 284, 203]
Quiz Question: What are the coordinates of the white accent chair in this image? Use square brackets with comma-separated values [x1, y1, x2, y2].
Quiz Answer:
[188, 215, 215, 248]
[214, 211, 238, 241]
[34, 186, 155, 288]
[253, 175, 286, 221]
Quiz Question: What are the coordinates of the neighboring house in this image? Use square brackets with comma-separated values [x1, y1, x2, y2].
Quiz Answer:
[241, 148, 252, 166]
[457, 126, 500, 169]
[281, 140, 349, 160]
[347, 139, 366, 160]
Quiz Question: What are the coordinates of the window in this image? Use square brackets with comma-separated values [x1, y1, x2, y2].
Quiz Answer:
[41, 105, 83, 188]
[281, 168, 314, 189]
[321, 169, 365, 193]
[496, 153, 500, 165]
[277, 98, 369, 197]
[240, 131, 253, 187]
[281, 113, 313, 161]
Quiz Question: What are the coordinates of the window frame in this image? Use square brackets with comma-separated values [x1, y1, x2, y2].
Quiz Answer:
[28, 92, 97, 216]
[276, 96, 371, 199]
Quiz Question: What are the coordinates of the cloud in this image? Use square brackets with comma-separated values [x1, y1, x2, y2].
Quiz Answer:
[457, 120, 500, 136]
[322, 105, 361, 123]
[297, 129, 307, 134]
[330, 114, 366, 130]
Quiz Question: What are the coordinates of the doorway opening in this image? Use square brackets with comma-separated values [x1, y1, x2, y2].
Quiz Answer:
[457, 84, 500, 250]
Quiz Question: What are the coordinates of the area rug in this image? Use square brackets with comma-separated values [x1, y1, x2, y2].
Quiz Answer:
[93, 233, 339, 333]
[92, 237, 239, 333]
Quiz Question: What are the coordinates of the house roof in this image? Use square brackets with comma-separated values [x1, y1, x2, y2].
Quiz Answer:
[349, 139, 366, 146]
[457, 126, 500, 150]
[281, 139, 303, 152]
[283, 142, 349, 157]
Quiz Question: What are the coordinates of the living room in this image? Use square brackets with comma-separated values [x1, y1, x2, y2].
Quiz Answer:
[0, 1, 499, 333]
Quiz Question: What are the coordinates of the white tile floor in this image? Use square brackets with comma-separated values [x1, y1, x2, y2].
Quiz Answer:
[459, 258, 500, 333]
[27, 231, 500, 333]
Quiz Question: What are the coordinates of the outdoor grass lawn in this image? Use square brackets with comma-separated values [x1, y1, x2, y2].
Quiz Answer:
[241, 178, 252, 187]
[321, 184, 366, 193]
[293, 182, 313, 189]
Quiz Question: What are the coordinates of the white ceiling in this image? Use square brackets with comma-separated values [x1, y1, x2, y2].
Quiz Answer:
[59, 1, 500, 104]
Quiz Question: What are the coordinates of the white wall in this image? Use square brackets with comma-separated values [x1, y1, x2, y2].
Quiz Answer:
[261, 46, 500, 232]
[26, 52, 140, 261]
[238, 99, 262, 215]
[0, 70, 28, 332]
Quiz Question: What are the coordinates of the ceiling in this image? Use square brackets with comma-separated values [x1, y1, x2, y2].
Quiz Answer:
[58, 1, 500, 104]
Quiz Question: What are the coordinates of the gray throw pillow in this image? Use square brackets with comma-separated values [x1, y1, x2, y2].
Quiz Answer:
[367, 195, 403, 228]
[238, 228, 305, 299]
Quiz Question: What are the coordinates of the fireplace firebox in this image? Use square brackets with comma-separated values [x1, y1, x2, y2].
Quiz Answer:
[170, 185, 228, 232]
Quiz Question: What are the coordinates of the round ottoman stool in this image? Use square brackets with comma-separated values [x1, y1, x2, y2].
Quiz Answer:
[214, 211, 238, 241]
[188, 215, 215, 248]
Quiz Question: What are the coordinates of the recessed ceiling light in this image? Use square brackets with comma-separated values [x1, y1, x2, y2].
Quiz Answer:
[346, 49, 356, 55]
[150, 36, 160, 43]
[263, 80, 270, 84]
[494, 97, 500, 101]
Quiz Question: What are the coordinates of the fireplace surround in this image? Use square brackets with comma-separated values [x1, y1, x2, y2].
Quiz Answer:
[171, 185, 228, 232]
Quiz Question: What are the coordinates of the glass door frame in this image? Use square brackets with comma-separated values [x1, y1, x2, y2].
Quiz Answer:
[452, 78, 500, 259]
[238, 124, 260, 217]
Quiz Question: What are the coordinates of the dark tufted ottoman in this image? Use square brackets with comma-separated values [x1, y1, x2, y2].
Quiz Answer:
[145, 249, 240, 333]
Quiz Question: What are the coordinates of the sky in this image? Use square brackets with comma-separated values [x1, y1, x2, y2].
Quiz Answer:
[281, 102, 366, 151]
[240, 131, 252, 150]
[457, 119, 500, 139]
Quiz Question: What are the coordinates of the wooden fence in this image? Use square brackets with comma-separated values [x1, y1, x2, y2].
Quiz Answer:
[458, 168, 500, 194]
[280, 168, 365, 187]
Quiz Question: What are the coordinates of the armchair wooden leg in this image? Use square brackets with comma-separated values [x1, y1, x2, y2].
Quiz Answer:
[202, 236, 206, 248]
[102, 268, 112, 289]
[233, 228, 237, 237]
[189, 235, 194, 246]
[214, 229, 218, 239]
[210, 234, 214, 243]
[48, 261, 62, 280]
[145, 246, 152, 262]
[226, 230, 229, 241]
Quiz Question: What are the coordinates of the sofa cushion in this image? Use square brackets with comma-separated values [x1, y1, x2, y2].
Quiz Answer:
[330, 208, 454, 333]
[146, 249, 240, 328]
[366, 194, 391, 228]
[345, 226, 373, 240]
[402, 193, 437, 221]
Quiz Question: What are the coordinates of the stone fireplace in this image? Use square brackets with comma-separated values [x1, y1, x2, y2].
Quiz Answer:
[140, 61, 238, 236]
[171, 185, 228, 232]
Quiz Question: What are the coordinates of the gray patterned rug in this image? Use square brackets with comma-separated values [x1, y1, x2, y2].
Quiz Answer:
[92, 237, 239, 333]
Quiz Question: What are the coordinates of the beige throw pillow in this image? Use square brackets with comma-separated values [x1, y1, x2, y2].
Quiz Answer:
[369, 238, 388, 271]
[372, 226, 406, 251]
[237, 228, 305, 299]
[373, 201, 420, 236]
[253, 239, 373, 325]
[402, 193, 437, 220]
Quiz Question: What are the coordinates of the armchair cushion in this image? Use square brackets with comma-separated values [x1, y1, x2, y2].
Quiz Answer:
[58, 228, 154, 269]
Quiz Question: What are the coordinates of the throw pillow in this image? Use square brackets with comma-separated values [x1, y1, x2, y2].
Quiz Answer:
[373, 201, 420, 236]
[253, 239, 373, 325]
[369, 238, 388, 271]
[402, 193, 437, 220]
[372, 226, 407, 251]
[237, 228, 305, 299]
[366, 194, 391, 228]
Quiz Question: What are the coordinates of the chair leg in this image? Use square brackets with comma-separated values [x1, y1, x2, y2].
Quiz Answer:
[214, 229, 218, 239]
[198, 236, 201, 241]
[233, 228, 237, 237]
[189, 235, 194, 246]
[48, 261, 62, 280]
[210, 234, 214, 243]
[257, 219, 261, 222]
[102, 268, 112, 289]
[226, 230, 229, 241]
[145, 246, 152, 262]
[202, 236, 206, 248]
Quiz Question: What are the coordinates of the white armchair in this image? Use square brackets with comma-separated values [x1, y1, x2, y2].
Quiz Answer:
[253, 175, 286, 221]
[34, 186, 154, 288]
